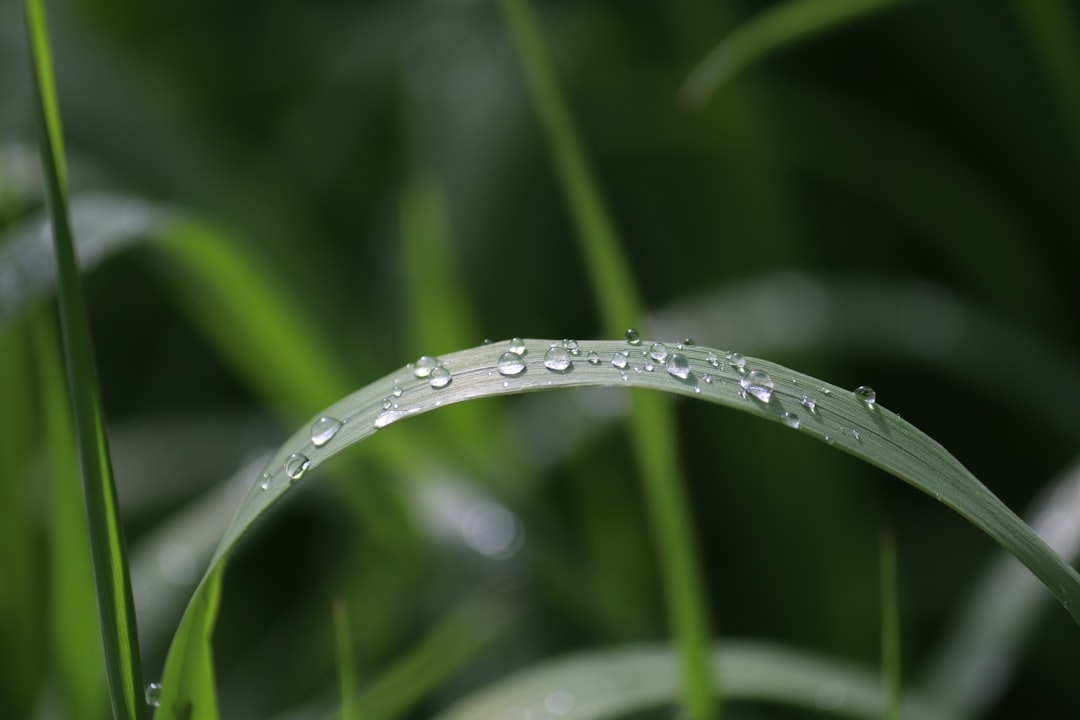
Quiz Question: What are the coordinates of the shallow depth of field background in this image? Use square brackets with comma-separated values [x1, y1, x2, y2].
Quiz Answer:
[2, 1, 1079, 718]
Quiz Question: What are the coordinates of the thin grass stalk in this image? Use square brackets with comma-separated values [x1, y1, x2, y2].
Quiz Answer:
[498, 2, 717, 717]
[333, 599, 357, 720]
[24, 1, 146, 718]
[880, 527, 901, 720]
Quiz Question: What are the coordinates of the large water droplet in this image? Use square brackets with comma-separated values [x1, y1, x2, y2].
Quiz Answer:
[730, 352, 746, 370]
[311, 416, 343, 447]
[781, 411, 800, 429]
[413, 355, 439, 378]
[544, 346, 572, 372]
[801, 395, 817, 414]
[508, 338, 527, 355]
[429, 367, 452, 388]
[854, 385, 877, 405]
[740, 369, 774, 402]
[625, 328, 641, 345]
[706, 351, 719, 367]
[497, 351, 526, 376]
[285, 453, 311, 480]
[666, 352, 692, 379]
[563, 339, 580, 355]
[611, 351, 628, 369]
[145, 682, 162, 708]
[586, 350, 601, 365]
[649, 342, 669, 362]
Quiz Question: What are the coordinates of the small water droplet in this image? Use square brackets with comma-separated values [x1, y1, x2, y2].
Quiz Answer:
[801, 395, 817, 414]
[285, 453, 311, 480]
[544, 346, 572, 372]
[259, 472, 272, 491]
[586, 351, 601, 365]
[702, 373, 713, 384]
[620, 371, 629, 381]
[738, 388, 747, 399]
[502, 380, 510, 388]
[649, 342, 669, 362]
[821, 387, 832, 395]
[730, 352, 746, 370]
[740, 369, 774, 402]
[611, 351, 628, 369]
[852, 429, 861, 441]
[382, 397, 393, 410]
[429, 367, 452, 388]
[145, 682, 162, 708]
[706, 351, 719, 367]
[625, 328, 641, 345]
[781, 411, 800, 429]
[497, 351, 526, 376]
[683, 338, 696, 347]
[482, 338, 493, 345]
[644, 361, 655, 372]
[413, 356, 439, 378]
[854, 385, 877, 405]
[825, 435, 834, 444]
[563, 339, 580, 355]
[666, 352, 692, 380]
[310, 417, 343, 447]
[392, 384, 404, 398]
[508, 338, 527, 355]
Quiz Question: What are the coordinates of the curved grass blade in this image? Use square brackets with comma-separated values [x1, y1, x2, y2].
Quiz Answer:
[431, 640, 953, 720]
[25, 1, 147, 718]
[499, 2, 716, 715]
[681, 0, 917, 106]
[879, 527, 901, 720]
[332, 600, 356, 720]
[158, 338, 1080, 719]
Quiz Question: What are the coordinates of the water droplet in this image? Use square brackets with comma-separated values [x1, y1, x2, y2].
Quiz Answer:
[854, 385, 877, 405]
[544, 346, 572, 372]
[649, 342, 669, 362]
[586, 351, 601, 365]
[429, 367, 452, 388]
[611, 351, 628, 369]
[801, 395, 817, 414]
[666, 352, 692, 379]
[781, 412, 800, 429]
[702, 373, 713, 384]
[730, 352, 746, 370]
[825, 435, 834, 444]
[740, 369, 774, 402]
[683, 338, 696, 347]
[562, 339, 580, 355]
[310, 417, 343, 447]
[644, 361, 655, 372]
[625, 328, 641, 345]
[413, 355, 439, 378]
[145, 682, 162, 708]
[285, 453, 311, 480]
[821, 387, 832, 395]
[706, 351, 719, 367]
[482, 338, 493, 345]
[852, 429, 861, 441]
[259, 472, 272, 491]
[508, 338, 527, 355]
[392, 384, 404, 398]
[497, 351, 526, 376]
[620, 371, 629, 381]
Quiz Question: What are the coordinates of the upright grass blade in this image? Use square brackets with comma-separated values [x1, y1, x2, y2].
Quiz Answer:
[498, 2, 717, 717]
[880, 527, 901, 720]
[32, 307, 108, 720]
[159, 338, 1080, 719]
[332, 599, 357, 720]
[24, 2, 147, 718]
[681, 0, 916, 106]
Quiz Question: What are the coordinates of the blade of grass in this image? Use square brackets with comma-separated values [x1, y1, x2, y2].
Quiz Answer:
[158, 338, 1080, 719]
[332, 599, 357, 720]
[32, 306, 108, 720]
[681, 0, 917, 106]
[498, 2, 717, 717]
[880, 527, 901, 720]
[431, 639, 952, 720]
[24, 1, 147, 718]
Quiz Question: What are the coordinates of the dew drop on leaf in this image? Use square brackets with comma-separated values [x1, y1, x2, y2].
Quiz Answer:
[586, 350, 601, 365]
[625, 328, 642, 345]
[145, 682, 162, 708]
[497, 351, 526, 376]
[801, 395, 817, 413]
[544, 346, 572, 372]
[508, 338, 527, 355]
[666, 352, 692, 379]
[562, 339, 580, 355]
[649, 342, 669, 362]
[413, 355, 439, 378]
[706, 351, 719, 367]
[781, 411, 800, 429]
[730, 352, 746, 370]
[285, 453, 311, 480]
[311, 417, 343, 447]
[258, 472, 272, 491]
[611, 351, 628, 369]
[854, 385, 877, 405]
[740, 369, 774, 402]
[429, 366, 452, 388]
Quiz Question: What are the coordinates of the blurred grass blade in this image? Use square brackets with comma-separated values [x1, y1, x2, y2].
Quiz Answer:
[157, 567, 223, 720]
[923, 455, 1080, 715]
[432, 640, 952, 720]
[499, 2, 717, 717]
[24, 2, 147, 719]
[332, 600, 357, 720]
[681, 0, 916, 106]
[880, 527, 900, 720]
[32, 307, 108, 720]
[160, 338, 1080, 719]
